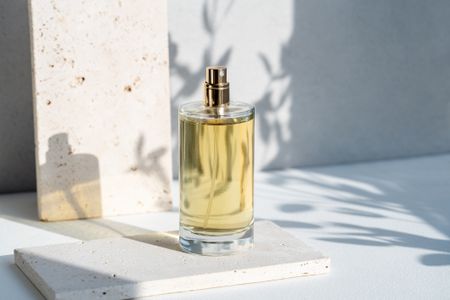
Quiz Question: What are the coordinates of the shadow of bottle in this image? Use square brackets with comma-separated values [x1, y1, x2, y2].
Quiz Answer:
[38, 133, 102, 221]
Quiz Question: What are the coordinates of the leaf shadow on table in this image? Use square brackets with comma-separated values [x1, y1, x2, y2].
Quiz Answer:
[264, 156, 450, 267]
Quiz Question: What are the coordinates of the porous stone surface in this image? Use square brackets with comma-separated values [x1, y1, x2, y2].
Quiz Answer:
[15, 221, 330, 299]
[28, 0, 172, 220]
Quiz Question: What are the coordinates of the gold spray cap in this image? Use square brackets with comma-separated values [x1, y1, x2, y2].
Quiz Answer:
[204, 66, 230, 107]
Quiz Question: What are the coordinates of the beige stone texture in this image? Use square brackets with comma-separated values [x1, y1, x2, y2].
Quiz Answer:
[29, 0, 172, 221]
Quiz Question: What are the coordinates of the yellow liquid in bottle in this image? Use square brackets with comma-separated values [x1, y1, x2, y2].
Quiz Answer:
[179, 116, 254, 236]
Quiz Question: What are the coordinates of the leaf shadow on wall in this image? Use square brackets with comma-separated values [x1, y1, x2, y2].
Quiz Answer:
[133, 135, 170, 188]
[255, 0, 450, 169]
[131, 134, 172, 209]
[169, 0, 234, 179]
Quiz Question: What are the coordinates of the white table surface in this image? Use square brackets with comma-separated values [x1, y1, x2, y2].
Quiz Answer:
[1, 154, 450, 299]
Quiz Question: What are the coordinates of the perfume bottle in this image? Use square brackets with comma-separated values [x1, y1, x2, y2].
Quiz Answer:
[178, 66, 254, 255]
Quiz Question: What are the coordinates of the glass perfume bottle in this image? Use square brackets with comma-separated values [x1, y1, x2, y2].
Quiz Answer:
[178, 66, 255, 255]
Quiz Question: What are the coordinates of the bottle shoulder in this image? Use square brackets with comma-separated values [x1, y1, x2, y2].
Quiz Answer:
[178, 101, 254, 124]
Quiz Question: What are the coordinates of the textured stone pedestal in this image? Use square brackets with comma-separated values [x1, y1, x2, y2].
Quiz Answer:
[15, 221, 330, 299]
[28, 0, 172, 221]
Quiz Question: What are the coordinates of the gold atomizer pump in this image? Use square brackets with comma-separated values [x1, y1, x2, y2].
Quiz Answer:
[204, 66, 230, 107]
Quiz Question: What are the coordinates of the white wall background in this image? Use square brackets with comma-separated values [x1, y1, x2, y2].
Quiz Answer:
[168, 0, 450, 177]
[168, 0, 295, 175]
[1, 0, 450, 192]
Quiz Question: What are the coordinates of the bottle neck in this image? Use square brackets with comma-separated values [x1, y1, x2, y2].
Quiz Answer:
[204, 81, 230, 107]
[204, 66, 230, 107]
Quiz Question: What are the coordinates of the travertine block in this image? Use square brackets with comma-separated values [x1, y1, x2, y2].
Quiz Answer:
[15, 221, 330, 299]
[28, 0, 172, 220]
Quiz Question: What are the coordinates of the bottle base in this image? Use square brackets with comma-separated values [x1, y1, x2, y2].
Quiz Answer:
[179, 224, 254, 256]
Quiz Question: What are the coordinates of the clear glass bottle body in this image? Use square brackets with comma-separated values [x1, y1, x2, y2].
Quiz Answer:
[178, 101, 254, 255]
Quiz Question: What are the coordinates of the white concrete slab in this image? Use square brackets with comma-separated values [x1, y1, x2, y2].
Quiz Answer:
[14, 221, 329, 299]
[28, 0, 172, 221]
